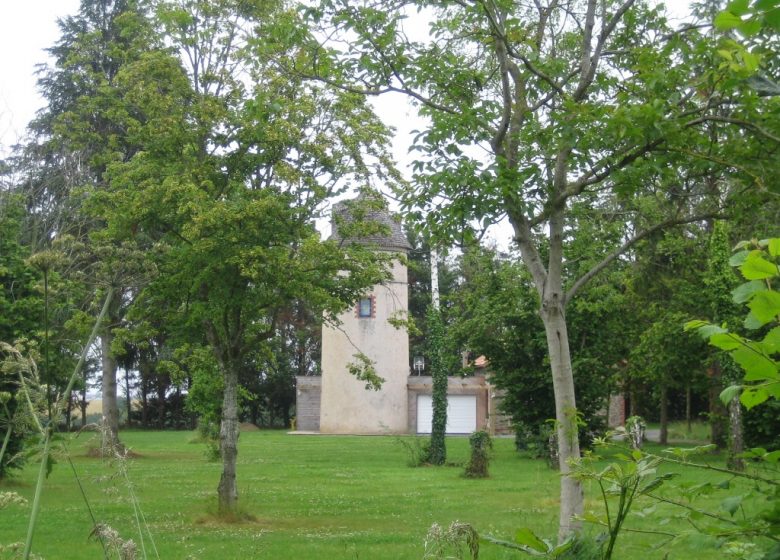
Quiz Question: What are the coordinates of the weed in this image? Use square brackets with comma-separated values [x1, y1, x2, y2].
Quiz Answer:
[423, 521, 479, 560]
[395, 435, 430, 467]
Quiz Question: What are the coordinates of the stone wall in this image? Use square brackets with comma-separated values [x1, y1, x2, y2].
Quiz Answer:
[295, 376, 321, 432]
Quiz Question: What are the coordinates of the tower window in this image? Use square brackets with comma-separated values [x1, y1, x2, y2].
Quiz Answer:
[357, 296, 375, 318]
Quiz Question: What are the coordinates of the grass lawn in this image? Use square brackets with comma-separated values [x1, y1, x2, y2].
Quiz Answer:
[0, 430, 759, 559]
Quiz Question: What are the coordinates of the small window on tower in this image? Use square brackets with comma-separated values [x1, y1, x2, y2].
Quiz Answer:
[358, 297, 373, 318]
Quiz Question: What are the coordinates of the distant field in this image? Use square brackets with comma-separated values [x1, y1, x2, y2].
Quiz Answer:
[0, 431, 754, 559]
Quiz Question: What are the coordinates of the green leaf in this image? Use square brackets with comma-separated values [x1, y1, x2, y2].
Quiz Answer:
[721, 495, 743, 516]
[755, 0, 779, 10]
[715, 10, 744, 29]
[732, 345, 777, 381]
[744, 312, 764, 330]
[765, 7, 780, 29]
[727, 0, 750, 14]
[729, 250, 749, 266]
[740, 252, 778, 280]
[741, 386, 769, 409]
[738, 17, 763, 35]
[768, 238, 780, 257]
[720, 385, 742, 405]
[762, 327, 780, 353]
[747, 290, 780, 325]
[709, 332, 744, 350]
[549, 539, 574, 558]
[514, 528, 548, 553]
[732, 280, 767, 303]
[684, 319, 706, 331]
[764, 450, 780, 463]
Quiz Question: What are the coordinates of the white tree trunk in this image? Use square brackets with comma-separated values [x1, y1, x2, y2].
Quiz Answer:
[430, 247, 440, 310]
[727, 396, 745, 472]
[540, 302, 583, 541]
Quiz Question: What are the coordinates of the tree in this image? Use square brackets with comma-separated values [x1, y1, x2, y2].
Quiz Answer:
[309, 0, 780, 538]
[449, 246, 616, 452]
[87, 1, 400, 514]
[0, 195, 41, 478]
[8, 0, 162, 447]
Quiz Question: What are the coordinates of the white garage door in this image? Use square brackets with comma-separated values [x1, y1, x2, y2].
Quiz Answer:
[416, 394, 477, 434]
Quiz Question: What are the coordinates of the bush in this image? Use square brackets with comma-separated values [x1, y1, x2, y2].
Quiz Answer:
[194, 418, 220, 462]
[464, 431, 492, 478]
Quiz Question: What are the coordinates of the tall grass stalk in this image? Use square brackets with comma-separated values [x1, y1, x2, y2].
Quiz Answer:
[23, 287, 114, 560]
[0, 403, 12, 467]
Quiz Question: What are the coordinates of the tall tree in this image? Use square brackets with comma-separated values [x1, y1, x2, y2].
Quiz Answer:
[310, 0, 780, 538]
[8, 0, 161, 446]
[89, 1, 400, 514]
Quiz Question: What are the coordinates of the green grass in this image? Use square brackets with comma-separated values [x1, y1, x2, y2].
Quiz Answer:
[646, 420, 712, 444]
[0, 430, 762, 559]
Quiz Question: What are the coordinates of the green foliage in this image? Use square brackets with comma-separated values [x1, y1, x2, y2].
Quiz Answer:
[570, 440, 780, 559]
[0, 342, 43, 479]
[449, 248, 608, 450]
[346, 353, 384, 391]
[744, 397, 780, 450]
[688, 237, 780, 409]
[464, 430, 492, 478]
[716, 0, 780, 36]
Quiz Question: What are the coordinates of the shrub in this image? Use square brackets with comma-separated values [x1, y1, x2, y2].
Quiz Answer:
[464, 430, 492, 478]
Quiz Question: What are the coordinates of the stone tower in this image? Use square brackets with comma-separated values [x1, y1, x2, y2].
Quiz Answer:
[318, 193, 411, 434]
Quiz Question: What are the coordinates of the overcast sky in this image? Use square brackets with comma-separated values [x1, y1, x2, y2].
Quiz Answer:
[0, 1, 693, 246]
[0, 1, 81, 151]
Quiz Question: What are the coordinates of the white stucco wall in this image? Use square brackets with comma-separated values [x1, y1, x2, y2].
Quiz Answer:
[319, 257, 409, 434]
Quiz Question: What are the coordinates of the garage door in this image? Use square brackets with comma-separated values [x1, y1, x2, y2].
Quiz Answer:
[416, 394, 477, 434]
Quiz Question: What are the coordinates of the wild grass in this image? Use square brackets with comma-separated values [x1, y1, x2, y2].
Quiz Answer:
[0, 430, 758, 559]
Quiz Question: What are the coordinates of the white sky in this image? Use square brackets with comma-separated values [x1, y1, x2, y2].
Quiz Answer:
[0, 1, 692, 246]
[0, 1, 81, 152]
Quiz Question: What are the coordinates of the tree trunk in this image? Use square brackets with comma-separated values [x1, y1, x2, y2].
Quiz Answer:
[157, 378, 166, 429]
[685, 384, 692, 434]
[218, 361, 240, 514]
[80, 381, 88, 428]
[727, 397, 745, 472]
[659, 384, 669, 445]
[139, 357, 150, 428]
[101, 331, 120, 447]
[124, 367, 132, 428]
[540, 304, 583, 541]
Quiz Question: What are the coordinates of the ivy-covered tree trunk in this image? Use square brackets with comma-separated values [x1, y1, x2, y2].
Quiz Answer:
[218, 360, 240, 514]
[709, 364, 728, 447]
[659, 384, 669, 445]
[427, 306, 447, 465]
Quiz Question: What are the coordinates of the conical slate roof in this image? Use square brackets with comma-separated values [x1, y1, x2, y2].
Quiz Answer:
[330, 191, 412, 253]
